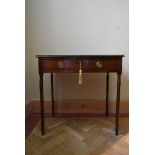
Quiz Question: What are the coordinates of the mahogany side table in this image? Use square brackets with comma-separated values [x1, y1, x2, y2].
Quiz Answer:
[36, 55, 124, 135]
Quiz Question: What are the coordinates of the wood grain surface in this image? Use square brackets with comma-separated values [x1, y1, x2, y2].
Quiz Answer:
[26, 117, 128, 155]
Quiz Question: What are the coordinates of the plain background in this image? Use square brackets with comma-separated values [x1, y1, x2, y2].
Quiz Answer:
[0, 0, 155, 155]
[25, 0, 129, 104]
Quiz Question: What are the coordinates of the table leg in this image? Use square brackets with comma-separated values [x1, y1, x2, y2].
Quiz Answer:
[106, 72, 109, 117]
[39, 73, 44, 135]
[115, 73, 121, 135]
[51, 73, 55, 116]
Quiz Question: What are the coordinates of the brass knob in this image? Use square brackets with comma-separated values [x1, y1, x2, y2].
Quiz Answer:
[96, 61, 102, 68]
[57, 61, 64, 69]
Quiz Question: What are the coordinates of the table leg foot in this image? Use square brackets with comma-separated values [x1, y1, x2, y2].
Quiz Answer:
[115, 122, 119, 135]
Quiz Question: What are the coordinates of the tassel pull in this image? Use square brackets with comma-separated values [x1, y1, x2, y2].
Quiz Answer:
[79, 61, 83, 85]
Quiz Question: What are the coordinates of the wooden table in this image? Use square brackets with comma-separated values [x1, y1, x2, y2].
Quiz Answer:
[36, 55, 124, 135]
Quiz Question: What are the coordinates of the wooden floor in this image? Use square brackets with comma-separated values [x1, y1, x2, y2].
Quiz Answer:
[25, 114, 40, 138]
[26, 117, 128, 155]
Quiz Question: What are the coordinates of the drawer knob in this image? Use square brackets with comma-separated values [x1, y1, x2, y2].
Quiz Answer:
[57, 61, 64, 69]
[96, 61, 103, 68]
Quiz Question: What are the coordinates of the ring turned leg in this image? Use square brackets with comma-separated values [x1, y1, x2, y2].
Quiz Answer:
[115, 73, 121, 135]
[106, 72, 109, 117]
[51, 73, 55, 117]
[39, 73, 44, 135]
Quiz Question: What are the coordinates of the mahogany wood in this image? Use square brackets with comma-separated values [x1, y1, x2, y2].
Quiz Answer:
[38, 57, 122, 73]
[115, 73, 121, 135]
[39, 73, 44, 135]
[37, 55, 124, 135]
[106, 72, 109, 117]
[51, 73, 55, 117]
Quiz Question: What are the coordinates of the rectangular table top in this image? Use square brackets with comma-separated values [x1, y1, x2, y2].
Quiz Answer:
[36, 55, 124, 58]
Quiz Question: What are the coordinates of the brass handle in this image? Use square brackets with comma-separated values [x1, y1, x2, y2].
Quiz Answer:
[96, 61, 103, 68]
[57, 61, 64, 69]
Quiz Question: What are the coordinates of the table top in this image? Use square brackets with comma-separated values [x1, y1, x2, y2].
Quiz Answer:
[36, 55, 124, 58]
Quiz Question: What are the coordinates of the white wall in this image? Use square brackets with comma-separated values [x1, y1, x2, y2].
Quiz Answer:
[25, 0, 129, 104]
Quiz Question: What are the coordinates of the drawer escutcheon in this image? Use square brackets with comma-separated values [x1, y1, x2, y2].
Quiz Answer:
[57, 61, 64, 69]
[96, 61, 103, 68]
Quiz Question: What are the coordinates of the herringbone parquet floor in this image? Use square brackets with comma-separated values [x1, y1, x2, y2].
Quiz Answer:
[26, 117, 128, 155]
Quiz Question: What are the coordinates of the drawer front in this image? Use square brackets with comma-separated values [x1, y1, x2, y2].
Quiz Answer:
[39, 58, 122, 73]
[39, 59, 80, 73]
[81, 58, 122, 72]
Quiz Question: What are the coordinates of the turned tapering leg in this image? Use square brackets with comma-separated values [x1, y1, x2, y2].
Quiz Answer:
[39, 73, 44, 135]
[106, 72, 109, 117]
[115, 73, 121, 135]
[51, 73, 55, 116]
